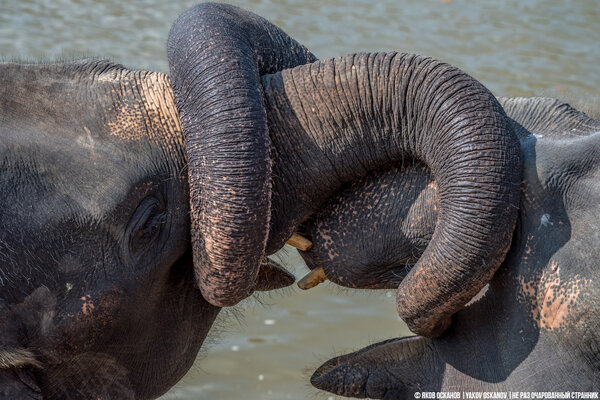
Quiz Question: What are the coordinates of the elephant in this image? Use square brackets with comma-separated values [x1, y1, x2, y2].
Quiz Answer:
[299, 97, 600, 397]
[1, 2, 524, 398]
[168, 3, 521, 339]
[0, 4, 311, 398]
[0, 57, 302, 398]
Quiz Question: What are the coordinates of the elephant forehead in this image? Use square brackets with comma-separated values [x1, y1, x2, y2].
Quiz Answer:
[1, 131, 159, 223]
[105, 71, 183, 150]
[0, 61, 179, 222]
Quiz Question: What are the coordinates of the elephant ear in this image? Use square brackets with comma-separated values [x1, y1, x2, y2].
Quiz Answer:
[167, 3, 316, 307]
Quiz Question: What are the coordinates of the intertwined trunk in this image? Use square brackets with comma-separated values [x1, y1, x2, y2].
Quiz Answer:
[263, 52, 521, 336]
[168, 2, 520, 336]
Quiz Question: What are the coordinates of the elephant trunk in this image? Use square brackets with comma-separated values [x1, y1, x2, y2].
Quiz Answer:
[262, 53, 521, 337]
[167, 3, 315, 307]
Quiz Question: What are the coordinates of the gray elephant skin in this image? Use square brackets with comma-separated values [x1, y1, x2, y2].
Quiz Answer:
[302, 96, 600, 397]
[0, 2, 595, 399]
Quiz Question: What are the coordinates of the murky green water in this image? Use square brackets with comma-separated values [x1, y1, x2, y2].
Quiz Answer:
[1, 0, 598, 398]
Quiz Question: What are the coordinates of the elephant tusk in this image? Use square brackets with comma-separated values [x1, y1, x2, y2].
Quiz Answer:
[286, 233, 313, 251]
[297, 267, 327, 290]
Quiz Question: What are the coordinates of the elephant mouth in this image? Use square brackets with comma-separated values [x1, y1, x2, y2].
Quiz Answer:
[297, 263, 413, 291]
[279, 233, 327, 288]
[287, 226, 417, 291]
[283, 234, 336, 290]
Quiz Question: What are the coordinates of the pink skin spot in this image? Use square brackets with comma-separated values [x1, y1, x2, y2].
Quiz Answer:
[80, 295, 95, 316]
[519, 262, 590, 331]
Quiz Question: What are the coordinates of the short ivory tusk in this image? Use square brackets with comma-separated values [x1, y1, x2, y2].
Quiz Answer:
[297, 267, 327, 290]
[286, 233, 313, 251]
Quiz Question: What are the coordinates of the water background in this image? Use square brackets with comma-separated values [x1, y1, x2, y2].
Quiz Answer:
[1, 1, 598, 399]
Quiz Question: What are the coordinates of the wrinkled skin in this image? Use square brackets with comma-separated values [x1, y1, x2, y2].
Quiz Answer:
[0, 4, 311, 398]
[0, 60, 220, 399]
[0, 60, 294, 399]
[167, 2, 317, 308]
[168, 3, 522, 338]
[0, 3, 554, 397]
[302, 97, 600, 397]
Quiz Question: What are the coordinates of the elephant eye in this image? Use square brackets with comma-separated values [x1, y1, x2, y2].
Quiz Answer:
[129, 196, 167, 257]
[139, 211, 166, 240]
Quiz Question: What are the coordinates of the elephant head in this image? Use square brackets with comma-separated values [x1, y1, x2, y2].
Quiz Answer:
[0, 5, 309, 397]
[303, 97, 600, 397]
[0, 59, 221, 398]
[169, 3, 522, 337]
[0, 14, 301, 395]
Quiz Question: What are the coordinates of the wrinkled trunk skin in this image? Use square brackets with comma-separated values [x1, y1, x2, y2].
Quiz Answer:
[167, 3, 316, 307]
[262, 53, 522, 337]
[296, 96, 600, 291]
